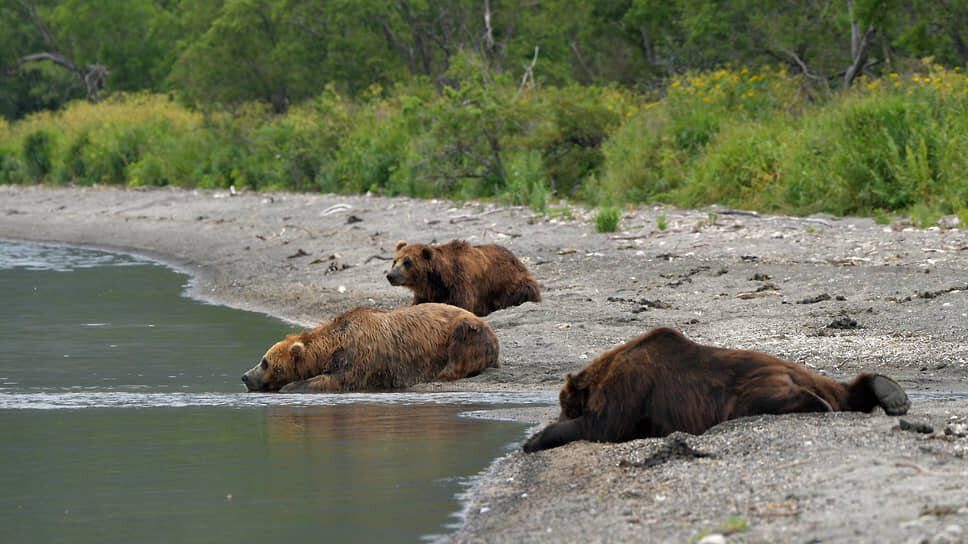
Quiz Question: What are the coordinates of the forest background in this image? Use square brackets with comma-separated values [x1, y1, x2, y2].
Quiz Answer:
[1, 0, 967, 226]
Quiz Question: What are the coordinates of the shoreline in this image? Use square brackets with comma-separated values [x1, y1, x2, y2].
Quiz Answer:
[3, 184, 967, 542]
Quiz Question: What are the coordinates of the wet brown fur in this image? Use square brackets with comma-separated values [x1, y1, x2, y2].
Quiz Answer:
[387, 240, 541, 316]
[241, 303, 500, 392]
[523, 327, 910, 452]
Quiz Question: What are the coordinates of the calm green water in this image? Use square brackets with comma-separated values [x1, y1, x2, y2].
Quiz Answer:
[0, 240, 547, 543]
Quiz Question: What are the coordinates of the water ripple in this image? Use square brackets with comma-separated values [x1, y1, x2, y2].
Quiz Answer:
[0, 391, 559, 410]
[0, 239, 150, 271]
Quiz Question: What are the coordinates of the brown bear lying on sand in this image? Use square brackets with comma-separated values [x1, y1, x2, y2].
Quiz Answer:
[387, 240, 541, 316]
[241, 303, 499, 392]
[523, 327, 910, 452]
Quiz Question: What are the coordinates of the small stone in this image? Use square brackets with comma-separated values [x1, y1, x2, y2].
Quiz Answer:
[937, 215, 961, 229]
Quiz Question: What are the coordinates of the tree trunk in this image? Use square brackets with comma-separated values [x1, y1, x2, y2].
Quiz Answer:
[844, 0, 875, 87]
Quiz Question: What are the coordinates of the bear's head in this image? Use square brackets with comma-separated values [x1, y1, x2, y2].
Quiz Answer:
[386, 240, 434, 287]
[558, 373, 590, 420]
[241, 335, 308, 392]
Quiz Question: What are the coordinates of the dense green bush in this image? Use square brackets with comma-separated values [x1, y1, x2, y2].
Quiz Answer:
[1, 65, 966, 225]
[22, 130, 54, 180]
[675, 67, 968, 223]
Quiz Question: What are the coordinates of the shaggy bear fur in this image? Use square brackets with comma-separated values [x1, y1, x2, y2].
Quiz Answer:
[386, 240, 541, 316]
[241, 303, 500, 392]
[523, 327, 910, 452]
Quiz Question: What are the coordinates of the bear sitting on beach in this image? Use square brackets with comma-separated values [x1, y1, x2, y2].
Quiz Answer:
[523, 327, 910, 452]
[386, 240, 541, 317]
[241, 303, 500, 392]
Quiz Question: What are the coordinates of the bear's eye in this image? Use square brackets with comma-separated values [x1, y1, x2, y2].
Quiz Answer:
[403, 258, 412, 268]
[260, 358, 269, 370]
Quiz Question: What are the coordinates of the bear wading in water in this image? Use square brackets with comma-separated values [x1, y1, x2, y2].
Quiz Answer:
[241, 303, 499, 392]
[523, 327, 910, 453]
[386, 240, 541, 317]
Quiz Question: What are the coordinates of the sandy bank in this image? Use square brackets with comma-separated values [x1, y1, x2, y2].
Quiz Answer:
[2, 185, 966, 542]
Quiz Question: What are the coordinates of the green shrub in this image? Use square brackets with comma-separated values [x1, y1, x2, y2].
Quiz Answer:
[597, 66, 804, 205]
[595, 206, 621, 232]
[531, 86, 625, 198]
[129, 155, 169, 186]
[504, 150, 550, 212]
[677, 120, 786, 211]
[22, 130, 53, 181]
[0, 146, 26, 184]
[2, 66, 967, 224]
[63, 131, 92, 183]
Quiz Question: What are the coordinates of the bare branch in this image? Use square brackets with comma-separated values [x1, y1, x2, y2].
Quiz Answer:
[11, 51, 79, 74]
[483, 0, 494, 50]
[5, 1, 109, 102]
[515, 45, 539, 100]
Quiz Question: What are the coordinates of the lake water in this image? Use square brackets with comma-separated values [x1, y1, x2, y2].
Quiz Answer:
[0, 240, 553, 543]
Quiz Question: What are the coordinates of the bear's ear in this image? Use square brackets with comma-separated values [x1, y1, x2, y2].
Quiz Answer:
[395, 240, 407, 251]
[289, 341, 306, 362]
[421, 247, 433, 260]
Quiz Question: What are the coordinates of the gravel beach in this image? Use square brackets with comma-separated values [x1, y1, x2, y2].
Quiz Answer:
[2, 184, 966, 543]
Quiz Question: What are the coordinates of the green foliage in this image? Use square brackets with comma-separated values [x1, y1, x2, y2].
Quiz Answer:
[531, 86, 625, 197]
[595, 206, 621, 232]
[2, 61, 968, 226]
[22, 130, 54, 181]
[668, 65, 968, 219]
[504, 150, 550, 212]
[595, 66, 803, 204]
[656, 212, 668, 230]
[7, 0, 968, 121]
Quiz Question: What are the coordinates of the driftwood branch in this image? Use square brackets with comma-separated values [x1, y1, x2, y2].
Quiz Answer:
[485, 227, 522, 238]
[423, 206, 528, 225]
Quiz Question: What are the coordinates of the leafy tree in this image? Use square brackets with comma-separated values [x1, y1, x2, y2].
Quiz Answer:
[0, 0, 184, 117]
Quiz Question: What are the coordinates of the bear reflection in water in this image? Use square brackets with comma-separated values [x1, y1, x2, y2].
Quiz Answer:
[242, 303, 499, 393]
[524, 327, 910, 453]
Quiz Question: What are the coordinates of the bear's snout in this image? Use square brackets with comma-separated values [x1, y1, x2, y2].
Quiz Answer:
[241, 365, 267, 392]
[386, 270, 405, 286]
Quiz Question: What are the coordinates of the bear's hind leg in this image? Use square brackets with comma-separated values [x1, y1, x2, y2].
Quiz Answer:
[870, 375, 910, 415]
[847, 373, 910, 415]
[736, 380, 834, 418]
[439, 318, 500, 381]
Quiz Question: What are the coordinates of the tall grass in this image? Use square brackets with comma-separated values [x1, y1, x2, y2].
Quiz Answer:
[2, 64, 966, 224]
[675, 66, 968, 223]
